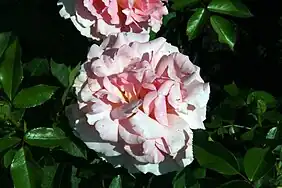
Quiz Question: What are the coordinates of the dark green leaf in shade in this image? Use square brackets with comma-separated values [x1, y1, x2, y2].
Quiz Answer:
[207, 0, 253, 18]
[10, 108, 25, 123]
[149, 31, 157, 41]
[187, 8, 209, 40]
[59, 139, 87, 159]
[3, 149, 17, 168]
[0, 37, 23, 100]
[194, 139, 240, 175]
[71, 166, 81, 188]
[10, 147, 43, 188]
[24, 58, 49, 76]
[243, 147, 275, 181]
[255, 99, 267, 115]
[42, 164, 59, 188]
[172, 0, 199, 10]
[13, 84, 58, 108]
[173, 168, 198, 188]
[263, 110, 282, 123]
[24, 127, 67, 148]
[0, 32, 11, 57]
[240, 129, 254, 141]
[109, 175, 122, 188]
[0, 136, 21, 153]
[0, 100, 11, 120]
[61, 62, 80, 104]
[51, 60, 70, 87]
[247, 91, 276, 108]
[163, 12, 176, 27]
[210, 15, 236, 50]
[224, 82, 239, 96]
[193, 168, 206, 179]
[219, 180, 252, 188]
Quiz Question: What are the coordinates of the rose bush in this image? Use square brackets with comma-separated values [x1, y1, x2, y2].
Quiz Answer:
[58, 0, 168, 40]
[66, 32, 210, 175]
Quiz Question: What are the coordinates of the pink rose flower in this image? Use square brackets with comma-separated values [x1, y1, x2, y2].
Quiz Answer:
[66, 32, 210, 175]
[57, 0, 168, 40]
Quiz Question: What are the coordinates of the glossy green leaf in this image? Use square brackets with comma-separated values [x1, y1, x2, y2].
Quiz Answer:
[0, 136, 21, 153]
[0, 100, 11, 120]
[208, 0, 252, 18]
[0, 32, 11, 57]
[244, 147, 275, 181]
[187, 8, 209, 40]
[10, 147, 43, 188]
[51, 60, 70, 87]
[4, 149, 17, 168]
[247, 91, 276, 107]
[0, 37, 23, 100]
[210, 15, 236, 50]
[172, 0, 199, 10]
[194, 140, 240, 175]
[60, 139, 87, 159]
[219, 180, 252, 188]
[224, 82, 239, 96]
[24, 127, 67, 148]
[13, 84, 58, 108]
[42, 164, 59, 188]
[24, 58, 49, 76]
[109, 175, 122, 188]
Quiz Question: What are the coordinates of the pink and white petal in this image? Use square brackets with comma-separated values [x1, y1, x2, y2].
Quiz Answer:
[127, 110, 167, 139]
[87, 44, 104, 59]
[95, 118, 119, 142]
[118, 121, 145, 144]
[154, 95, 168, 126]
[143, 91, 157, 115]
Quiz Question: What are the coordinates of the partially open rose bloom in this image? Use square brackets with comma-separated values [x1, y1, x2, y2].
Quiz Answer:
[66, 32, 210, 175]
[57, 0, 168, 40]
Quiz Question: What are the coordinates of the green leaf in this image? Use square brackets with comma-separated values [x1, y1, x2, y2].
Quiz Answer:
[194, 140, 240, 175]
[51, 60, 70, 87]
[0, 32, 11, 57]
[263, 110, 282, 123]
[266, 127, 278, 140]
[207, 0, 252, 18]
[60, 139, 87, 159]
[0, 100, 11, 120]
[173, 168, 198, 188]
[109, 175, 122, 188]
[24, 127, 67, 148]
[0, 37, 23, 100]
[255, 99, 267, 115]
[247, 91, 276, 108]
[193, 168, 206, 179]
[0, 136, 21, 153]
[219, 180, 252, 188]
[10, 147, 43, 188]
[240, 129, 254, 141]
[244, 147, 275, 181]
[10, 108, 25, 123]
[187, 8, 209, 40]
[224, 82, 239, 96]
[210, 15, 236, 50]
[71, 166, 81, 188]
[172, 0, 199, 10]
[3, 149, 17, 168]
[42, 164, 59, 188]
[24, 58, 49, 76]
[61, 62, 80, 104]
[163, 12, 176, 27]
[13, 84, 58, 108]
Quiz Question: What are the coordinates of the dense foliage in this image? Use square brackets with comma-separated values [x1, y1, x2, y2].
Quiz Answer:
[0, 0, 281, 187]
